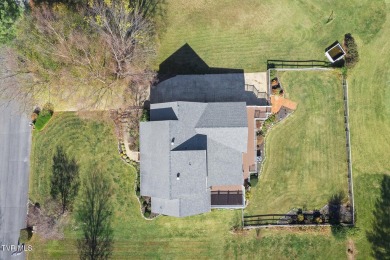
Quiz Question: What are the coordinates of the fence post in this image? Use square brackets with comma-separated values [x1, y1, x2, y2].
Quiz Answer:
[342, 75, 355, 225]
[241, 209, 244, 227]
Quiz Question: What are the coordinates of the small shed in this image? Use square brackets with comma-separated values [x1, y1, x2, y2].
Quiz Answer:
[325, 41, 346, 63]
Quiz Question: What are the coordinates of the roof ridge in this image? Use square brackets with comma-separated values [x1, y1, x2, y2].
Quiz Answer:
[195, 126, 248, 129]
[169, 120, 173, 200]
[205, 135, 245, 153]
[194, 103, 209, 127]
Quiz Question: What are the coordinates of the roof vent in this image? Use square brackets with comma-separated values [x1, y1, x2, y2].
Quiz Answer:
[171, 138, 175, 146]
[176, 172, 180, 180]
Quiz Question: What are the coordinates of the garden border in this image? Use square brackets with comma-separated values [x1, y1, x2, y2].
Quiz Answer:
[255, 110, 296, 180]
[244, 223, 354, 229]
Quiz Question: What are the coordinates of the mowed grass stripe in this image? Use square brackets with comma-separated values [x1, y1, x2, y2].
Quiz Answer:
[246, 71, 348, 215]
[156, 0, 385, 71]
[28, 1, 390, 259]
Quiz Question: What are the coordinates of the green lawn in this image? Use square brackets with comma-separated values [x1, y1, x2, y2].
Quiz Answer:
[34, 113, 52, 131]
[156, 0, 385, 72]
[27, 0, 390, 259]
[28, 112, 347, 259]
[29, 112, 133, 205]
[246, 70, 348, 215]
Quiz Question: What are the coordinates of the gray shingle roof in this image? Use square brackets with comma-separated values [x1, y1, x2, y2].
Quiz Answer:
[203, 138, 244, 186]
[140, 101, 247, 217]
[151, 197, 180, 216]
[147, 149, 210, 217]
[151, 74, 268, 105]
[151, 192, 211, 217]
[150, 102, 179, 121]
[196, 102, 247, 128]
[170, 150, 207, 198]
[140, 121, 173, 199]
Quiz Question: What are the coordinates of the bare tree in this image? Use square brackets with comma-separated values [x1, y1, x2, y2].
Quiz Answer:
[30, 5, 120, 108]
[87, 0, 157, 110]
[87, 0, 156, 80]
[0, 47, 37, 112]
[13, 2, 157, 109]
[77, 168, 113, 260]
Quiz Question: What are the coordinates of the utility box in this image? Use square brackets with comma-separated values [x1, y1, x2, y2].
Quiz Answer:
[325, 41, 346, 63]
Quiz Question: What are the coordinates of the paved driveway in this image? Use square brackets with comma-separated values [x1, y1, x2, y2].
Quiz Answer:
[0, 50, 32, 260]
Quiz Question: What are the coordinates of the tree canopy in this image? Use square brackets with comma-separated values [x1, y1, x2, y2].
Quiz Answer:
[0, 0, 22, 43]
[344, 33, 359, 68]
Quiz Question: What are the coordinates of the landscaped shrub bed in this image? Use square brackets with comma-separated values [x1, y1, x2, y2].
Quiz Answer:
[344, 33, 359, 68]
[118, 142, 131, 164]
[34, 113, 52, 130]
[260, 114, 276, 136]
[34, 103, 54, 131]
[19, 228, 32, 243]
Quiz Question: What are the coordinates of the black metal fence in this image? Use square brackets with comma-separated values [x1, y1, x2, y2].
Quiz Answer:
[243, 213, 330, 226]
[267, 60, 331, 69]
[243, 210, 354, 226]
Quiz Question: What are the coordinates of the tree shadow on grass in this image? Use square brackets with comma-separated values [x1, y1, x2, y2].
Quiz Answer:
[329, 191, 344, 225]
[329, 191, 357, 239]
[366, 174, 390, 259]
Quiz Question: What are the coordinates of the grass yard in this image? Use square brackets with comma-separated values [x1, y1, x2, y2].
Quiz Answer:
[156, 0, 385, 71]
[246, 71, 348, 215]
[34, 113, 52, 131]
[28, 0, 390, 259]
[29, 112, 134, 205]
[28, 112, 348, 259]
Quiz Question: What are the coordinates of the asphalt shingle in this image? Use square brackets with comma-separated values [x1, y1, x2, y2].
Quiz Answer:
[140, 101, 248, 217]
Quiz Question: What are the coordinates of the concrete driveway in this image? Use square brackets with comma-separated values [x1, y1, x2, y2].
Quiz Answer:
[0, 50, 32, 260]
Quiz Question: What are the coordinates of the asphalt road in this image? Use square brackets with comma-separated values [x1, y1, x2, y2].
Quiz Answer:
[0, 51, 31, 260]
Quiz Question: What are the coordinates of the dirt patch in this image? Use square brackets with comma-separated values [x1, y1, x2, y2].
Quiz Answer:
[110, 107, 143, 150]
[230, 228, 250, 236]
[257, 135, 264, 145]
[76, 110, 112, 123]
[347, 239, 357, 260]
[260, 226, 332, 236]
[270, 95, 297, 114]
[27, 201, 68, 240]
